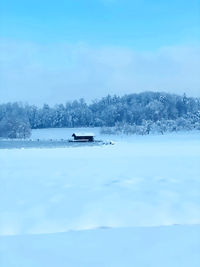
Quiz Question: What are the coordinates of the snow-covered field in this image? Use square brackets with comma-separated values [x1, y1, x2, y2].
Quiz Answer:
[0, 128, 200, 266]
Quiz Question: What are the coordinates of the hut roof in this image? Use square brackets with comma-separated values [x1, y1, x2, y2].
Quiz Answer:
[73, 132, 95, 137]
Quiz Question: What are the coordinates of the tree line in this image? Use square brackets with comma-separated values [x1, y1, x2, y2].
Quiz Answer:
[0, 91, 200, 138]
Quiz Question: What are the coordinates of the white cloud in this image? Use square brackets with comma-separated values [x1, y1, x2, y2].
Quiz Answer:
[0, 40, 199, 105]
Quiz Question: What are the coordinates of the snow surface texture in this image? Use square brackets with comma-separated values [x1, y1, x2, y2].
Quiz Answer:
[0, 128, 200, 266]
[1, 225, 200, 267]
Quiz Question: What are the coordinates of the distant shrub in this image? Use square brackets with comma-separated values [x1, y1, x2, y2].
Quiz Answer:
[101, 118, 200, 135]
[0, 118, 31, 139]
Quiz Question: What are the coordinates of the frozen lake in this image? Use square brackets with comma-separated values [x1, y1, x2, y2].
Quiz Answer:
[0, 128, 111, 149]
[0, 128, 200, 266]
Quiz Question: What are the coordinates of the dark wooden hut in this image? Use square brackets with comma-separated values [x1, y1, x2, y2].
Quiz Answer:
[72, 133, 94, 142]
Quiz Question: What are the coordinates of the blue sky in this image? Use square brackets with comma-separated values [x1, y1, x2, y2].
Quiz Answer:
[0, 0, 200, 104]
